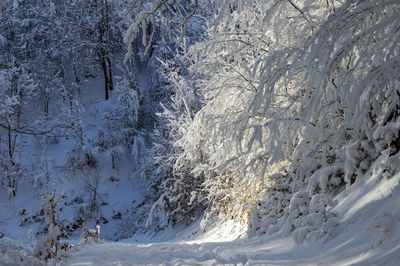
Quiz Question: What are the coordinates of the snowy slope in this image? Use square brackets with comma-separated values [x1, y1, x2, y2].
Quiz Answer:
[63, 163, 400, 266]
[0, 76, 151, 241]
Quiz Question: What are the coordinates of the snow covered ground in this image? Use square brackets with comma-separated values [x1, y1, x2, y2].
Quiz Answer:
[65, 166, 400, 265]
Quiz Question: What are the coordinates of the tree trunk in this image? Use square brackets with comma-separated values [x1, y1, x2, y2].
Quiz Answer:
[106, 56, 113, 91]
[101, 55, 109, 100]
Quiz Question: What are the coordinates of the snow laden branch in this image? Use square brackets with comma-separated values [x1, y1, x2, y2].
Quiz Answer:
[147, 0, 400, 243]
[123, 0, 205, 62]
[0, 122, 67, 137]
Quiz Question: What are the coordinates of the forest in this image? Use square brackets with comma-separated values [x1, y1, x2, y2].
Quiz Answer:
[1, 0, 400, 264]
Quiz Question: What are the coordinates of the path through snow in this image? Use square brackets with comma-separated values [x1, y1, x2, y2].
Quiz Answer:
[65, 231, 399, 266]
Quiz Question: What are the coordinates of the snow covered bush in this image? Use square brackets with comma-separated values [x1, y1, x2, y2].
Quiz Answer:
[147, 57, 206, 228]
[97, 75, 143, 170]
[282, 192, 339, 244]
[0, 237, 42, 266]
[34, 185, 70, 263]
[80, 225, 101, 244]
[101, 77, 140, 148]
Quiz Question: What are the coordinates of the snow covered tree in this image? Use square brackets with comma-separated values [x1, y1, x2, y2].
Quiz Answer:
[68, 0, 124, 100]
[180, 0, 400, 241]
[124, 0, 208, 60]
[98, 74, 142, 168]
[0, 1, 42, 196]
[126, 0, 400, 241]
[123, 0, 214, 228]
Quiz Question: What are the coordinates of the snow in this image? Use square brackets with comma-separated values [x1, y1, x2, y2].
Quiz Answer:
[1, 1, 400, 265]
[62, 167, 400, 265]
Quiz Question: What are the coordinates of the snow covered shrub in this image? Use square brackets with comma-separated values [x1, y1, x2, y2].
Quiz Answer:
[147, 60, 206, 228]
[113, 198, 152, 240]
[34, 185, 70, 263]
[248, 172, 291, 236]
[344, 140, 374, 186]
[65, 142, 98, 172]
[147, 170, 206, 228]
[0, 237, 43, 266]
[80, 225, 101, 244]
[284, 192, 339, 244]
[307, 163, 345, 196]
[249, 173, 339, 243]
[148, 99, 206, 228]
[99, 76, 141, 165]
[203, 161, 290, 228]
[60, 98, 99, 174]
[0, 157, 23, 198]
[372, 116, 400, 179]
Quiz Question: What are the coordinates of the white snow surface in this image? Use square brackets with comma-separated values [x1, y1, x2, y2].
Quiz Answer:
[64, 168, 400, 265]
